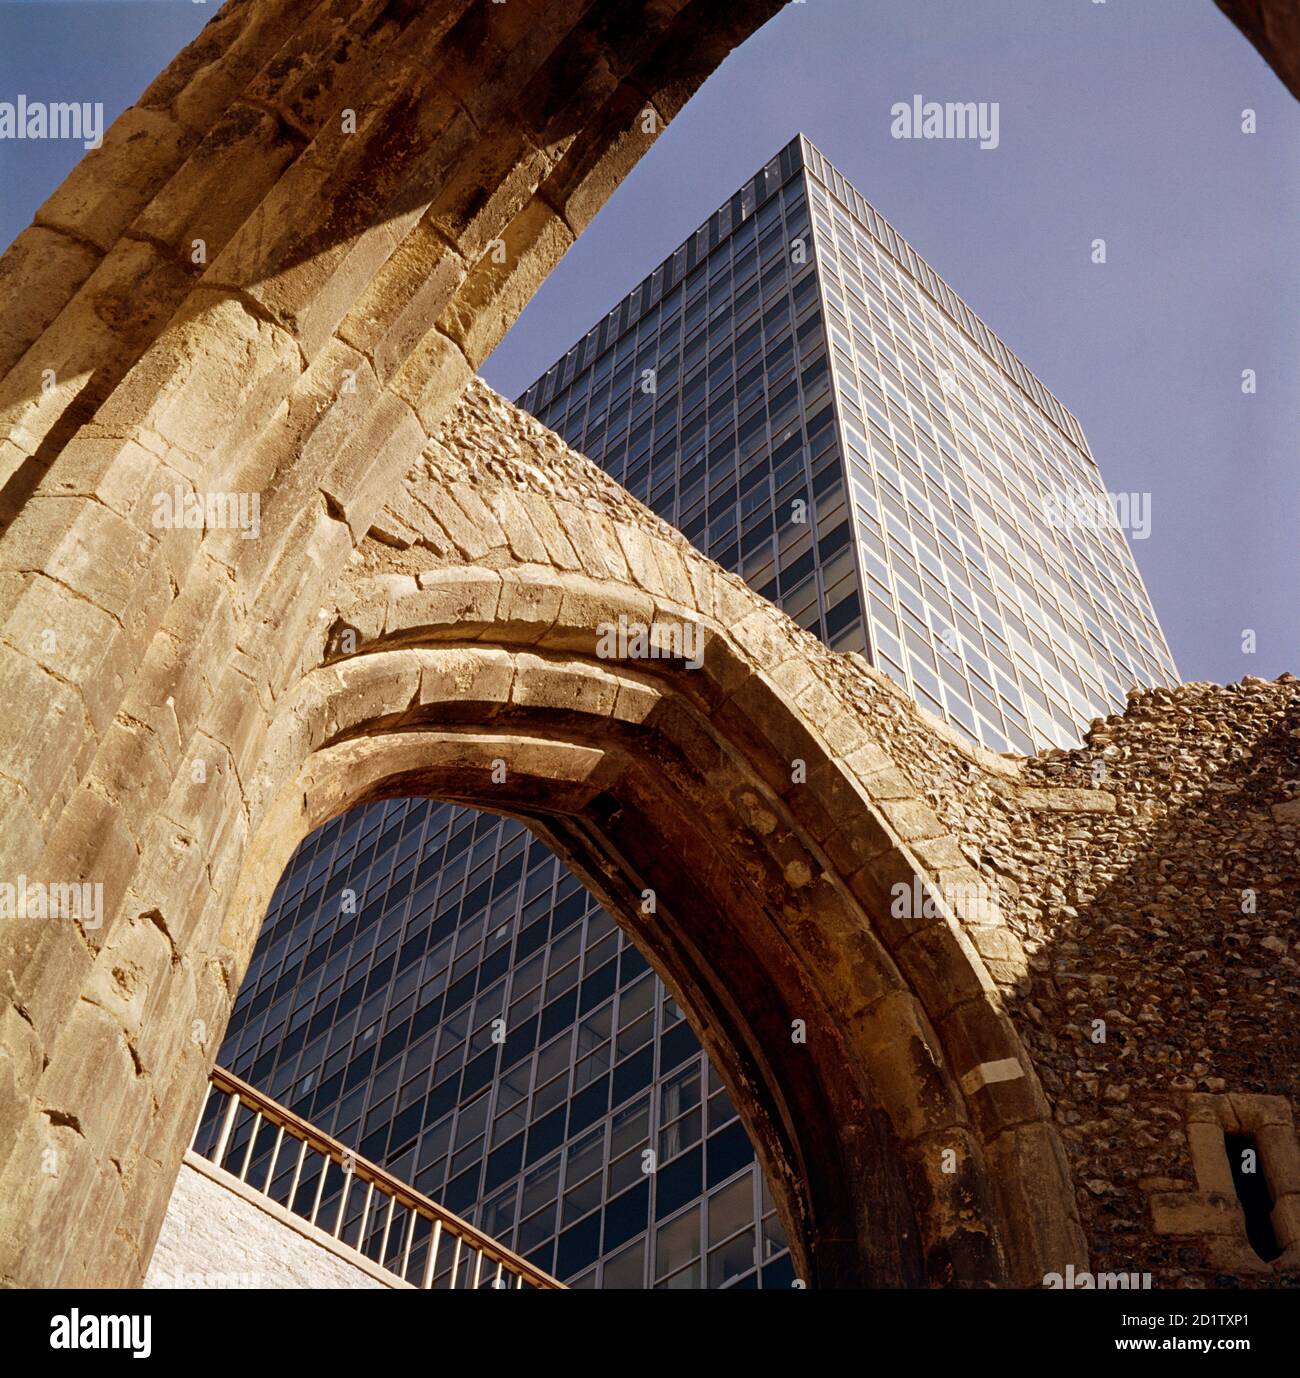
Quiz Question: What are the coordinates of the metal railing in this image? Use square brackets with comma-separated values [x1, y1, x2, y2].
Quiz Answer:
[189, 1065, 564, 1290]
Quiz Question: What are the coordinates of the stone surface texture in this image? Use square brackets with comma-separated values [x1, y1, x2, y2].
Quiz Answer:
[1216, 0, 1300, 98]
[144, 1156, 399, 1289]
[0, 0, 1293, 1293]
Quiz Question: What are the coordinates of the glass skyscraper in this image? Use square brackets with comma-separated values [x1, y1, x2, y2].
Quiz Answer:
[520, 135, 1177, 755]
[218, 135, 1176, 1288]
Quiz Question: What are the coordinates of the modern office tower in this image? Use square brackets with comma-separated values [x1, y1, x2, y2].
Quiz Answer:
[219, 135, 1177, 1289]
[519, 135, 1178, 756]
[223, 799, 785, 1290]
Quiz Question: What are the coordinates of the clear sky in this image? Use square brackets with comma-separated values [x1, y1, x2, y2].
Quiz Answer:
[2, 0, 1296, 686]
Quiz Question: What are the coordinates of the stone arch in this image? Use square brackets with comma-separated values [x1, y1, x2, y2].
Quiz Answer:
[0, 1, 1093, 1287]
[0, 374, 1090, 1288]
[205, 527, 1084, 1287]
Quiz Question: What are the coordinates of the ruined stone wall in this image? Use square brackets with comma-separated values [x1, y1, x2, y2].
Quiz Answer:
[254, 378, 1092, 1289]
[357, 382, 1300, 1287]
[0, 0, 789, 1289]
[0, 0, 1291, 1292]
[823, 648, 1300, 1285]
[1003, 681, 1299, 1285]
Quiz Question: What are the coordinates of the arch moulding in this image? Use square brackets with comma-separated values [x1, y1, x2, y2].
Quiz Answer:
[0, 0, 1091, 1288]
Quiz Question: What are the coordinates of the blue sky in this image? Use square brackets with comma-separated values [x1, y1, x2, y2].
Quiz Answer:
[2, 0, 1296, 685]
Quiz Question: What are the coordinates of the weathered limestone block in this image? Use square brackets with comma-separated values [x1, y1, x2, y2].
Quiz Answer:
[337, 223, 468, 388]
[141, 0, 308, 136]
[320, 393, 428, 543]
[0, 228, 104, 380]
[552, 574, 657, 655]
[0, 102, 185, 355]
[133, 105, 302, 264]
[495, 564, 567, 644]
[510, 651, 623, 719]
[850, 991, 970, 1144]
[389, 330, 475, 437]
[541, 84, 663, 234]
[552, 503, 622, 579]
[417, 646, 516, 719]
[431, 0, 596, 131]
[239, 0, 463, 141]
[438, 197, 576, 367]
[396, 568, 502, 639]
[0, 241, 195, 463]
[0, 647, 90, 824]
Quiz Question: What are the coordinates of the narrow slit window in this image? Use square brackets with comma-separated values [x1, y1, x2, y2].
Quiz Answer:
[1224, 1132, 1281, 1263]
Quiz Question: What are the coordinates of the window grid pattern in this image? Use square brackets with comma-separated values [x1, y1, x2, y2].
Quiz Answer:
[519, 140, 868, 655]
[799, 137, 1177, 751]
[222, 800, 793, 1290]
[520, 135, 1175, 754]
